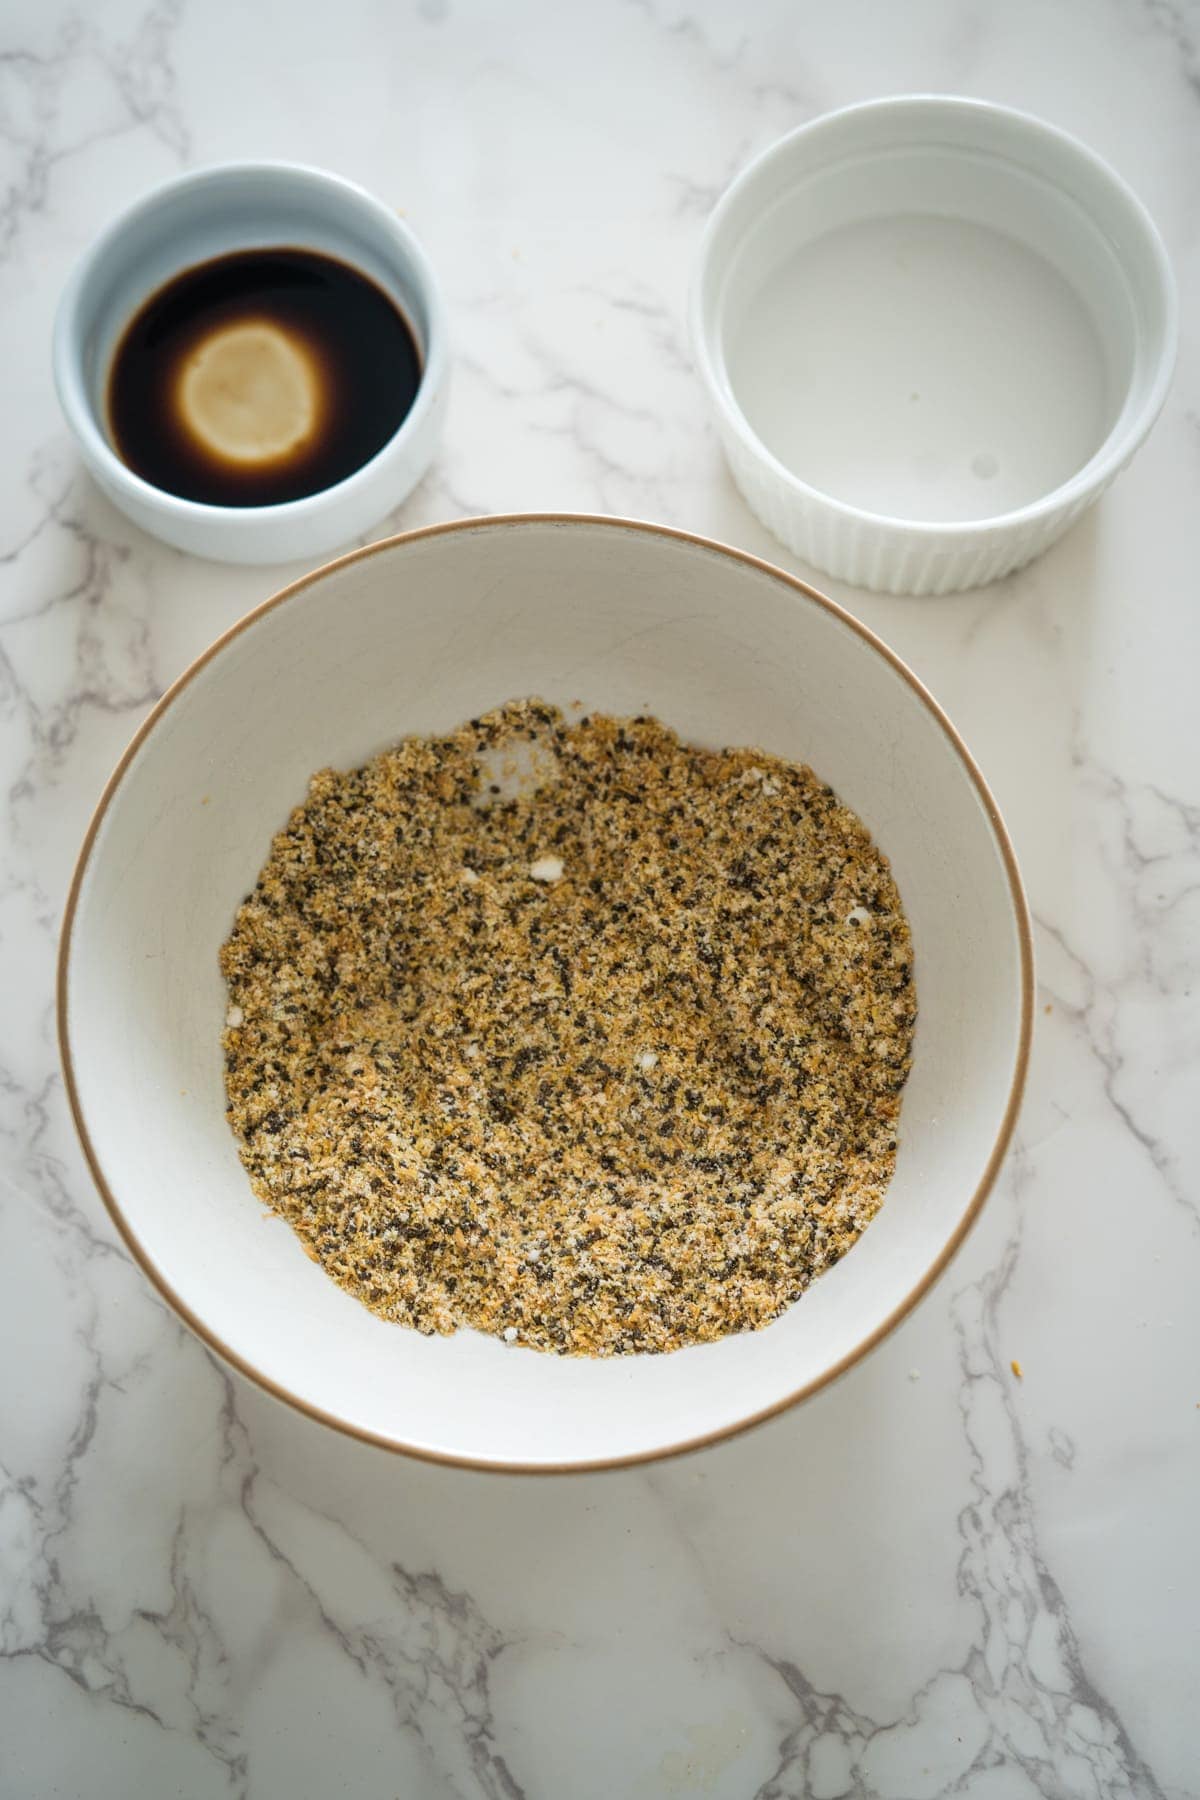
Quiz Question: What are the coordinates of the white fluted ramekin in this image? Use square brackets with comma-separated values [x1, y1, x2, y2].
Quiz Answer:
[53, 163, 449, 565]
[691, 98, 1176, 595]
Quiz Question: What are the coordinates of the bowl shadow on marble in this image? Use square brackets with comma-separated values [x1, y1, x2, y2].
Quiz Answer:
[59, 514, 1033, 1472]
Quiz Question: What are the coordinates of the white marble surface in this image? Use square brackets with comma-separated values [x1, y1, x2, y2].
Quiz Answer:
[1, 0, 1197, 1794]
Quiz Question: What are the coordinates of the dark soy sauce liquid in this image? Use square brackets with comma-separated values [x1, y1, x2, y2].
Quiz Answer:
[107, 248, 422, 507]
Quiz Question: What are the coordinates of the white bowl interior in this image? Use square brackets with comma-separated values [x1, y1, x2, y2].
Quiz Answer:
[64, 520, 1028, 1468]
[701, 101, 1171, 524]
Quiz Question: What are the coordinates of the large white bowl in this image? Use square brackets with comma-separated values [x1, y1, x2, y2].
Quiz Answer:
[59, 517, 1032, 1470]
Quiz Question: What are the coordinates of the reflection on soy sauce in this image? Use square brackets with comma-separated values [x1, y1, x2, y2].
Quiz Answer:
[107, 247, 423, 507]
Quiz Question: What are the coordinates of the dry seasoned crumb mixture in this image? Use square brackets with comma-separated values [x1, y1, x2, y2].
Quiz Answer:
[220, 700, 915, 1356]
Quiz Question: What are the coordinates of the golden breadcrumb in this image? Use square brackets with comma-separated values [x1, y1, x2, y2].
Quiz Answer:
[220, 700, 915, 1356]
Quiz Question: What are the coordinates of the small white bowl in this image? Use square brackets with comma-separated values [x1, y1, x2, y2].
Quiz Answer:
[53, 162, 449, 565]
[691, 97, 1177, 595]
[59, 517, 1032, 1471]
